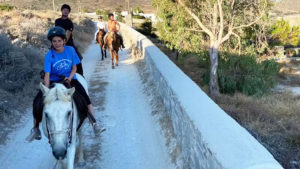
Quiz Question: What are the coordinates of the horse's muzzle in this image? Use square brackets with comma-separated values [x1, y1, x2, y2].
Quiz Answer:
[52, 145, 67, 160]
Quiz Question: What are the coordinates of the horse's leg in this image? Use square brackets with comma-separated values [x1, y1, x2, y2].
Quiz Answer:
[110, 49, 114, 69]
[77, 130, 85, 166]
[115, 50, 119, 66]
[66, 141, 76, 169]
[100, 46, 104, 60]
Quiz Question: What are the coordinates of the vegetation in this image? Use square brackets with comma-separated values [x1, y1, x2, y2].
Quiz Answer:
[0, 4, 14, 11]
[149, 2, 300, 167]
[153, 0, 272, 97]
[136, 19, 156, 37]
[271, 19, 300, 47]
[133, 6, 144, 14]
[132, 15, 145, 19]
[200, 52, 278, 96]
[96, 9, 111, 21]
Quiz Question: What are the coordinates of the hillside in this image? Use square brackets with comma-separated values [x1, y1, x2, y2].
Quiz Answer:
[2, 0, 154, 13]
[273, 0, 300, 14]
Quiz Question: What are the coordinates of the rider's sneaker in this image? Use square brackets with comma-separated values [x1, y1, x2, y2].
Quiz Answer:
[92, 122, 106, 135]
[26, 128, 41, 142]
[121, 44, 125, 48]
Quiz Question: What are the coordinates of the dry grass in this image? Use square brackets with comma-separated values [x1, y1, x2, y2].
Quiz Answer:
[214, 92, 300, 168]
[273, 0, 300, 15]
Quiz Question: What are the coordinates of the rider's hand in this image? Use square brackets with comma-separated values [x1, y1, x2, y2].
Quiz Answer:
[64, 78, 71, 85]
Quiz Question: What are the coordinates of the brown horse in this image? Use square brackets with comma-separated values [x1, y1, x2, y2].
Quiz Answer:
[106, 31, 121, 69]
[96, 29, 107, 60]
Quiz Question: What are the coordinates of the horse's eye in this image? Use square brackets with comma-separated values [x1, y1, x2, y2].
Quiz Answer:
[67, 111, 72, 117]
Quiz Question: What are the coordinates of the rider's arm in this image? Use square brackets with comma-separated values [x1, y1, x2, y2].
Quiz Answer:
[66, 30, 72, 42]
[67, 65, 77, 82]
[44, 51, 52, 88]
[68, 47, 80, 82]
[44, 73, 50, 88]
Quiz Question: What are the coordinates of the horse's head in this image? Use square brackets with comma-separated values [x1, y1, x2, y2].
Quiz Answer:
[40, 83, 75, 160]
[98, 29, 105, 36]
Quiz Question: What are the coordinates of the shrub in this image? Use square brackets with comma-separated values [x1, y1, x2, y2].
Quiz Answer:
[271, 19, 300, 47]
[0, 34, 42, 94]
[133, 15, 145, 19]
[96, 9, 110, 21]
[136, 19, 152, 35]
[201, 52, 279, 96]
[0, 4, 14, 11]
[133, 7, 144, 14]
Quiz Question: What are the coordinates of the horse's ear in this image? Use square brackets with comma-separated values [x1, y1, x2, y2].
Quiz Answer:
[66, 87, 75, 96]
[40, 82, 49, 95]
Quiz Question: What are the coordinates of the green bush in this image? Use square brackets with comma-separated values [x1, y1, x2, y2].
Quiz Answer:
[133, 15, 145, 19]
[200, 52, 279, 96]
[133, 7, 144, 14]
[271, 19, 300, 47]
[0, 4, 14, 11]
[96, 9, 110, 21]
[136, 19, 152, 35]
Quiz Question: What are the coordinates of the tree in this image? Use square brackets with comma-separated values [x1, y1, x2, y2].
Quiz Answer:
[153, 0, 271, 96]
[271, 19, 300, 47]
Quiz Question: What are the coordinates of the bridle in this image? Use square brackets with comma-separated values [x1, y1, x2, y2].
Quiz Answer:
[45, 101, 75, 147]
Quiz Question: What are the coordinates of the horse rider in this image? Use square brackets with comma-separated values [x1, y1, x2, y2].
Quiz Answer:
[97, 16, 108, 32]
[26, 26, 99, 142]
[95, 16, 107, 42]
[103, 13, 125, 49]
[55, 4, 84, 76]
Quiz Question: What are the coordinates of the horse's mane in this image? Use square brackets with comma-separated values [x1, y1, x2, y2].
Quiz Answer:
[44, 83, 72, 104]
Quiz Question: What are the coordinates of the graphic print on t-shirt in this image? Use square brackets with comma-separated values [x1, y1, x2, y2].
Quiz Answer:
[52, 59, 72, 71]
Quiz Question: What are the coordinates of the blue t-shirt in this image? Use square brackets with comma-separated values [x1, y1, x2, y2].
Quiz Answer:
[44, 46, 80, 82]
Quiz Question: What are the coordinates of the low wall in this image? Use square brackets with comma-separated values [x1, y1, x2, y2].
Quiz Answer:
[121, 24, 283, 169]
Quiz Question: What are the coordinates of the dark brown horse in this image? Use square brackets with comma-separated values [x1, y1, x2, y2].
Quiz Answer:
[106, 31, 121, 69]
[96, 29, 107, 60]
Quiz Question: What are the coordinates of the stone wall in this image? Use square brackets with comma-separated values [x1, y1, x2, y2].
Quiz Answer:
[121, 24, 283, 169]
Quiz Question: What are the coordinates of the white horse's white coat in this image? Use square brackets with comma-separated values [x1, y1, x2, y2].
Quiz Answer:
[40, 73, 87, 169]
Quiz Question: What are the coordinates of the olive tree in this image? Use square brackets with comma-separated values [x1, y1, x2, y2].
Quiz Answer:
[153, 0, 270, 96]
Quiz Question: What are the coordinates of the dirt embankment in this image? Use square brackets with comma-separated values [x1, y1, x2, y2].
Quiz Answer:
[0, 9, 95, 143]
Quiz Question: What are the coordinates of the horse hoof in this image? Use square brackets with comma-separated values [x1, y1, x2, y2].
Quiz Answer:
[77, 161, 86, 167]
[112, 65, 115, 69]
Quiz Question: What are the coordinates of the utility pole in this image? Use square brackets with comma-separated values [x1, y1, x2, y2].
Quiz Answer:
[52, 0, 55, 12]
[126, 0, 133, 27]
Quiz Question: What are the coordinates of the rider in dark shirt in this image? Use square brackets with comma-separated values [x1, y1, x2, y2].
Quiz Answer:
[55, 4, 84, 76]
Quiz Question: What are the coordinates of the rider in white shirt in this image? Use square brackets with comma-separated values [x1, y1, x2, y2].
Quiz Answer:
[95, 16, 107, 43]
[97, 16, 107, 32]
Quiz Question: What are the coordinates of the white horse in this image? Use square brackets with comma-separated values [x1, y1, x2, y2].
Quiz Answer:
[40, 74, 87, 169]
